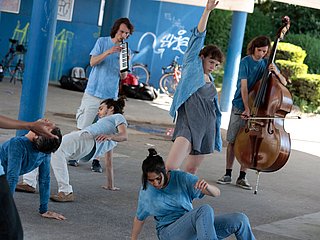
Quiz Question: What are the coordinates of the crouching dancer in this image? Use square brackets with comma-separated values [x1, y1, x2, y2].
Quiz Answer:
[49, 97, 128, 202]
[131, 148, 255, 240]
[0, 126, 65, 220]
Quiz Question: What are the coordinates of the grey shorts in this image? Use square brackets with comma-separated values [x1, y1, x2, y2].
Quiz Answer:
[226, 106, 246, 143]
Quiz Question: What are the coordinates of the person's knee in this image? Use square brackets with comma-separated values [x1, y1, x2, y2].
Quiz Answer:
[233, 212, 250, 226]
[198, 204, 214, 217]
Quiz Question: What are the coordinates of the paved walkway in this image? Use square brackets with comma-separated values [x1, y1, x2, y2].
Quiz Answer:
[1, 80, 320, 240]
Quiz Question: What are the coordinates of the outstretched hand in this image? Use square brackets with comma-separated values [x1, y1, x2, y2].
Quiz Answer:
[206, 0, 219, 11]
[41, 211, 66, 220]
[96, 134, 112, 142]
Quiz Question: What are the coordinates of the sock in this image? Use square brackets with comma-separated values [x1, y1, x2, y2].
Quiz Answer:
[239, 171, 246, 179]
[225, 169, 232, 177]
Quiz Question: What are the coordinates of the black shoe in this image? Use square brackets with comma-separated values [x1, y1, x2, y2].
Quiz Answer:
[91, 159, 102, 173]
[68, 160, 79, 167]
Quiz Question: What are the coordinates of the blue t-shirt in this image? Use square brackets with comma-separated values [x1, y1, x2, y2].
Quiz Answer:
[85, 36, 121, 99]
[0, 136, 51, 214]
[232, 55, 268, 111]
[136, 170, 204, 232]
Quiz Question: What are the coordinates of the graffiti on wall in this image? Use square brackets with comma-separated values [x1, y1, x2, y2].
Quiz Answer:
[50, 29, 74, 80]
[10, 21, 74, 81]
[137, 30, 189, 58]
[58, 0, 75, 22]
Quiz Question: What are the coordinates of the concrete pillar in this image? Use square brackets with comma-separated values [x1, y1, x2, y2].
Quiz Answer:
[17, 0, 58, 136]
[220, 11, 247, 112]
[101, 0, 131, 37]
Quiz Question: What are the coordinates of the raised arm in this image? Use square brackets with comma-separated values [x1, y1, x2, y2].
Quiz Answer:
[197, 0, 219, 33]
[131, 217, 145, 240]
[90, 45, 122, 66]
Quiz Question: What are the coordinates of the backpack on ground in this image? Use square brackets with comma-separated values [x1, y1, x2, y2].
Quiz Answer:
[60, 67, 87, 92]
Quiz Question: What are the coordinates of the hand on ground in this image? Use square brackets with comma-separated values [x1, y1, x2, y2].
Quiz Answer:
[102, 185, 120, 191]
[41, 211, 66, 220]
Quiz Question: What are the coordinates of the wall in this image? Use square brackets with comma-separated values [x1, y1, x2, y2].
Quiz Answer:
[0, 0, 203, 88]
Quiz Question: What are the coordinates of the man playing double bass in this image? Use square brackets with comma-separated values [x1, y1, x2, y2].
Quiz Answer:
[217, 35, 287, 190]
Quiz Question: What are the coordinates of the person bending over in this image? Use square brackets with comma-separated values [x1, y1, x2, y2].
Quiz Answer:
[0, 126, 65, 220]
[131, 148, 256, 240]
[38, 98, 127, 202]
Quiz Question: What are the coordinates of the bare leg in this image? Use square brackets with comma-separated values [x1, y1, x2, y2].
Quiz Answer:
[166, 137, 192, 170]
[184, 155, 205, 174]
[102, 149, 119, 191]
[227, 142, 247, 172]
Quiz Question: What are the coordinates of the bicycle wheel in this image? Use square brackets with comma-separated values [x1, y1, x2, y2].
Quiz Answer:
[9, 60, 24, 84]
[159, 73, 176, 97]
[132, 64, 150, 85]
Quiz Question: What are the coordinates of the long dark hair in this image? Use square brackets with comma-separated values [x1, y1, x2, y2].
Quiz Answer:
[100, 96, 126, 114]
[110, 17, 134, 38]
[141, 148, 168, 190]
[246, 35, 271, 56]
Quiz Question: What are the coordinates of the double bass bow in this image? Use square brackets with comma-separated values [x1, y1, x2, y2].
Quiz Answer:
[234, 16, 292, 192]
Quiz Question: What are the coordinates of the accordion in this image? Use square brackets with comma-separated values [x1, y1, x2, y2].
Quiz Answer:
[120, 41, 129, 73]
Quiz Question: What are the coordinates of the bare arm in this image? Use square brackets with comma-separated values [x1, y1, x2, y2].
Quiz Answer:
[240, 79, 250, 118]
[90, 45, 122, 67]
[194, 179, 220, 197]
[131, 217, 145, 240]
[269, 63, 288, 86]
[0, 116, 56, 138]
[102, 149, 120, 191]
[197, 0, 219, 33]
[95, 123, 128, 142]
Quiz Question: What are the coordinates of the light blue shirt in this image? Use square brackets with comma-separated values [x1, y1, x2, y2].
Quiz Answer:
[232, 55, 268, 111]
[0, 164, 4, 176]
[169, 27, 222, 152]
[84, 114, 127, 158]
[136, 170, 204, 233]
[0, 136, 51, 214]
[85, 37, 120, 99]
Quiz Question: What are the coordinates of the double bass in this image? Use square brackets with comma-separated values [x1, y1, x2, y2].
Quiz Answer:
[234, 16, 292, 178]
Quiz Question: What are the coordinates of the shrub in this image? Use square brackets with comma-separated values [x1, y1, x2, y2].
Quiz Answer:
[289, 74, 320, 113]
[276, 60, 308, 79]
[285, 34, 320, 74]
[276, 42, 306, 63]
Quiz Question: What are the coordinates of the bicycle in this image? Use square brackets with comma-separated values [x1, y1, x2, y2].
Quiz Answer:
[159, 57, 182, 97]
[0, 38, 27, 84]
[131, 50, 150, 85]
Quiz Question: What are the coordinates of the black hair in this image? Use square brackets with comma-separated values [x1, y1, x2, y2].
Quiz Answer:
[100, 96, 126, 114]
[246, 35, 271, 56]
[199, 44, 224, 63]
[33, 127, 62, 154]
[110, 17, 134, 38]
[141, 148, 168, 190]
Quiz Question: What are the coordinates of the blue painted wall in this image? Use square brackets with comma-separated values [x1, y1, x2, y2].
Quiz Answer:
[0, 0, 203, 88]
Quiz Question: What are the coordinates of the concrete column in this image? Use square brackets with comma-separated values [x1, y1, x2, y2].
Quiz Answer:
[101, 0, 131, 37]
[220, 11, 247, 112]
[17, 0, 58, 135]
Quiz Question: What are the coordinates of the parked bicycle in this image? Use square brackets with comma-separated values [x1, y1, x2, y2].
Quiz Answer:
[159, 57, 182, 97]
[131, 50, 150, 85]
[0, 38, 27, 84]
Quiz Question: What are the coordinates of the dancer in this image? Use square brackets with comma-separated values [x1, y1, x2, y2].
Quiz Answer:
[166, 0, 224, 174]
[131, 148, 256, 240]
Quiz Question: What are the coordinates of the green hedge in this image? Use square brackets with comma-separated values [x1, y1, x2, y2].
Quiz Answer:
[289, 74, 320, 113]
[276, 60, 308, 78]
[276, 42, 306, 64]
[285, 34, 320, 74]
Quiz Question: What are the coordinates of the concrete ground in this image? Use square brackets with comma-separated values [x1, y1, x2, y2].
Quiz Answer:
[1, 80, 320, 240]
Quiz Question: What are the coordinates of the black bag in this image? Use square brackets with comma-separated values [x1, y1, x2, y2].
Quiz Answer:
[59, 75, 87, 92]
[122, 83, 158, 101]
[59, 67, 87, 92]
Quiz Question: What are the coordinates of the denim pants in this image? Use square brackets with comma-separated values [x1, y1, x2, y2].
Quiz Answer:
[158, 204, 255, 240]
